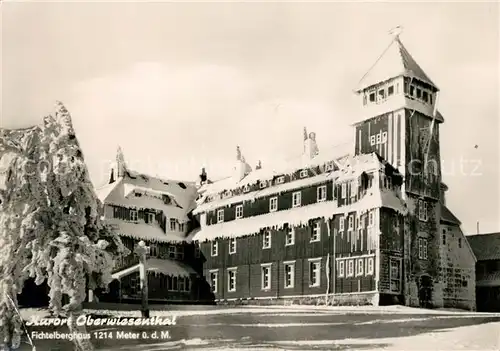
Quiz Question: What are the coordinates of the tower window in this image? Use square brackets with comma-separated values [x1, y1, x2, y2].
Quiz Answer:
[369, 92, 376, 102]
[388, 85, 394, 96]
[422, 90, 429, 103]
[378, 89, 386, 100]
[429, 94, 433, 104]
[416, 88, 422, 99]
[409, 85, 415, 97]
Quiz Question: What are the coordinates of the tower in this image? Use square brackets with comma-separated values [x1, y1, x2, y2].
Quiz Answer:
[353, 32, 445, 307]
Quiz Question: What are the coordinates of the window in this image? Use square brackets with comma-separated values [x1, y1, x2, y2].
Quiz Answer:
[416, 88, 422, 99]
[418, 238, 428, 260]
[261, 264, 271, 290]
[285, 227, 295, 246]
[418, 200, 428, 221]
[146, 212, 155, 224]
[179, 223, 185, 232]
[130, 210, 138, 221]
[269, 197, 278, 212]
[292, 192, 301, 207]
[176, 246, 184, 260]
[409, 85, 415, 97]
[178, 277, 185, 292]
[276, 176, 285, 184]
[390, 259, 401, 293]
[229, 238, 236, 254]
[260, 181, 267, 189]
[359, 214, 365, 229]
[369, 92, 375, 102]
[339, 216, 345, 231]
[388, 85, 394, 96]
[458, 238, 462, 248]
[170, 218, 176, 231]
[169, 246, 176, 259]
[217, 210, 224, 223]
[341, 183, 347, 198]
[325, 161, 334, 171]
[210, 270, 218, 293]
[422, 90, 429, 103]
[263, 231, 272, 249]
[311, 221, 321, 242]
[382, 131, 388, 143]
[184, 277, 190, 292]
[376, 133, 381, 144]
[429, 94, 433, 104]
[235, 205, 243, 219]
[351, 179, 357, 197]
[211, 242, 218, 257]
[370, 135, 376, 146]
[284, 262, 295, 288]
[357, 259, 364, 276]
[149, 243, 158, 257]
[243, 185, 250, 193]
[347, 260, 354, 277]
[194, 246, 201, 258]
[309, 259, 321, 287]
[368, 211, 374, 227]
[366, 257, 374, 276]
[338, 261, 345, 277]
[348, 215, 354, 231]
[317, 185, 327, 202]
[442, 234, 446, 245]
[300, 170, 308, 178]
[378, 89, 386, 100]
[227, 268, 237, 292]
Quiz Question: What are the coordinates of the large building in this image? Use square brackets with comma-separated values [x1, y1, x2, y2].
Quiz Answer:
[94, 148, 212, 303]
[192, 35, 476, 309]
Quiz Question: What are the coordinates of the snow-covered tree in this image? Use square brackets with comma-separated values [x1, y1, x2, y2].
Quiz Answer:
[0, 102, 128, 350]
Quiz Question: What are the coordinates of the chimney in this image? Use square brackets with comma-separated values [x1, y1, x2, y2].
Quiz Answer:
[303, 130, 319, 159]
[256, 160, 262, 170]
[233, 146, 252, 181]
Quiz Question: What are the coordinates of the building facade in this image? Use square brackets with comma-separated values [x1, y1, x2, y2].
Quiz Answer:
[467, 233, 500, 312]
[94, 148, 212, 303]
[192, 35, 476, 309]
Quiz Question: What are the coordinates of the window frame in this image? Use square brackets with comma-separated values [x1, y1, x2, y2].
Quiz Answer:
[338, 260, 345, 277]
[217, 209, 224, 223]
[209, 270, 218, 293]
[269, 197, 278, 212]
[263, 231, 272, 249]
[311, 221, 321, 242]
[285, 227, 295, 246]
[227, 267, 237, 292]
[347, 260, 354, 277]
[211, 241, 218, 257]
[130, 209, 138, 222]
[317, 185, 327, 202]
[229, 238, 237, 255]
[284, 261, 295, 289]
[308, 258, 322, 287]
[261, 263, 272, 290]
[292, 191, 302, 208]
[235, 205, 243, 219]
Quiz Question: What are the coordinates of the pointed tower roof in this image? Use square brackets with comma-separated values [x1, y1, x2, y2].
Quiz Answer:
[356, 36, 438, 92]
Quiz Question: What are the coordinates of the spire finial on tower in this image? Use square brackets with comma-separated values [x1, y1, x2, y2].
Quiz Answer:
[388, 25, 404, 40]
[303, 127, 308, 141]
[115, 145, 127, 178]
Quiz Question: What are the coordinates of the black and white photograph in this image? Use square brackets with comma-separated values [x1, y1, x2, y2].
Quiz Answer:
[1, 1, 499, 350]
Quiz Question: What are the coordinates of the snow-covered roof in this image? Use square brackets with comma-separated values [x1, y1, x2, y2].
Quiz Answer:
[356, 36, 437, 92]
[194, 152, 392, 215]
[111, 258, 197, 280]
[197, 142, 353, 200]
[193, 186, 407, 242]
[106, 218, 190, 243]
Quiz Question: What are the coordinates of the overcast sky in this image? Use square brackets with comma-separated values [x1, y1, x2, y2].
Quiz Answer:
[1, 1, 499, 234]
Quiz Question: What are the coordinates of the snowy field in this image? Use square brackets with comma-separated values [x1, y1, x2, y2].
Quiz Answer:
[18, 305, 500, 350]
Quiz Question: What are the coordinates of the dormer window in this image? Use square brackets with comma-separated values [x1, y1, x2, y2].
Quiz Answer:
[416, 88, 422, 99]
[388, 85, 394, 96]
[409, 85, 415, 97]
[422, 90, 429, 103]
[276, 176, 285, 184]
[260, 181, 267, 189]
[325, 161, 334, 172]
[369, 92, 375, 102]
[243, 185, 250, 193]
[169, 218, 176, 231]
[146, 212, 155, 224]
[217, 210, 224, 223]
[300, 170, 308, 178]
